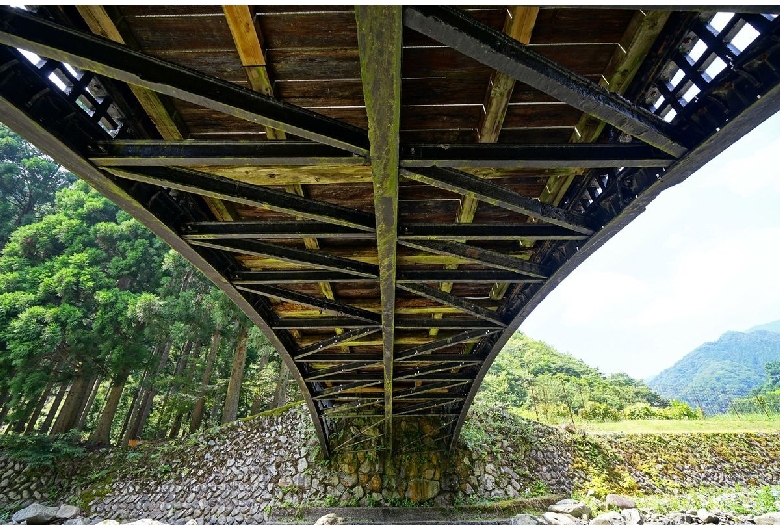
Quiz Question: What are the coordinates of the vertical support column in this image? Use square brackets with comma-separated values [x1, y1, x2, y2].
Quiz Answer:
[356, 6, 402, 454]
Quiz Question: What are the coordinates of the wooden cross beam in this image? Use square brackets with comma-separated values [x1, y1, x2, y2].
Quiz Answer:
[402, 5, 689, 157]
[399, 240, 550, 278]
[182, 221, 374, 240]
[107, 166, 376, 231]
[400, 167, 593, 234]
[396, 269, 544, 284]
[236, 285, 381, 323]
[87, 139, 672, 168]
[395, 328, 499, 361]
[187, 238, 378, 278]
[398, 283, 506, 326]
[0, 6, 369, 154]
[398, 223, 588, 241]
[233, 270, 376, 284]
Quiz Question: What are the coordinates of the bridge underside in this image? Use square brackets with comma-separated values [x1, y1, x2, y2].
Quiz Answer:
[1, 6, 779, 456]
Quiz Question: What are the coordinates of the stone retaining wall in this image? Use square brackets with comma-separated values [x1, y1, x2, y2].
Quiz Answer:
[0, 406, 778, 524]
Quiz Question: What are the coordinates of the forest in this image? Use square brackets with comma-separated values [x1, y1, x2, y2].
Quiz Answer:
[0, 124, 300, 447]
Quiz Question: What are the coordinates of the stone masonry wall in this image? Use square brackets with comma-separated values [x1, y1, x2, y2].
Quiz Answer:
[0, 406, 778, 524]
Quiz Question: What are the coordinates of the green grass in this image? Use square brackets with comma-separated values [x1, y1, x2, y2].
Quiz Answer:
[634, 484, 780, 515]
[579, 415, 780, 434]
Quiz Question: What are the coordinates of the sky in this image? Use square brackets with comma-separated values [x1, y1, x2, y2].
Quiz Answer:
[521, 110, 780, 380]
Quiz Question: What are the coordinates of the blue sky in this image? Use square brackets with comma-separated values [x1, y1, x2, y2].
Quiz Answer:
[521, 111, 780, 380]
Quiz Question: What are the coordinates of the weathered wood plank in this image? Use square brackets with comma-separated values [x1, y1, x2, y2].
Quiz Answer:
[398, 283, 505, 325]
[403, 6, 688, 157]
[0, 7, 369, 154]
[235, 285, 381, 323]
[188, 239, 379, 278]
[357, 5, 402, 452]
[106, 166, 375, 230]
[398, 223, 589, 241]
[400, 167, 593, 234]
[399, 240, 549, 278]
[295, 328, 379, 359]
[395, 329, 499, 361]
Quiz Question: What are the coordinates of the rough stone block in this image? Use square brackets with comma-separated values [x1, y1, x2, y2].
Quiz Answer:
[12, 503, 59, 524]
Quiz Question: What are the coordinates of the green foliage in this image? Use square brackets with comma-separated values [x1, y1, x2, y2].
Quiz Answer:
[473, 333, 668, 424]
[648, 330, 780, 414]
[0, 431, 85, 468]
[579, 401, 621, 422]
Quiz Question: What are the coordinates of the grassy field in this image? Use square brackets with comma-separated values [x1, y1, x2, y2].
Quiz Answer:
[578, 414, 780, 434]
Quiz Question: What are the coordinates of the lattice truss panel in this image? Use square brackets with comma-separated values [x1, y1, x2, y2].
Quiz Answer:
[0, 6, 778, 455]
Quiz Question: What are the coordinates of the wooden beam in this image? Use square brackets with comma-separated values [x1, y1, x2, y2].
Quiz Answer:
[188, 239, 379, 278]
[399, 240, 549, 278]
[236, 285, 381, 323]
[476, 7, 538, 144]
[222, 5, 286, 139]
[400, 143, 674, 168]
[541, 10, 672, 207]
[395, 317, 504, 330]
[400, 167, 593, 234]
[233, 270, 376, 284]
[313, 381, 382, 399]
[395, 329, 499, 361]
[295, 328, 379, 359]
[75, 6, 238, 223]
[89, 139, 671, 168]
[398, 283, 506, 326]
[357, 5, 402, 453]
[272, 317, 381, 330]
[394, 368, 475, 382]
[402, 6, 688, 157]
[395, 399, 465, 416]
[396, 269, 543, 284]
[75, 6, 187, 141]
[398, 223, 588, 241]
[306, 361, 384, 381]
[182, 221, 373, 240]
[88, 140, 362, 166]
[0, 7, 369, 154]
[393, 381, 468, 399]
[107, 166, 375, 231]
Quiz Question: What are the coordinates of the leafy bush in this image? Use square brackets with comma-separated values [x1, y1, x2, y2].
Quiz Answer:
[578, 401, 620, 422]
[660, 400, 702, 420]
[0, 431, 85, 468]
[622, 403, 657, 420]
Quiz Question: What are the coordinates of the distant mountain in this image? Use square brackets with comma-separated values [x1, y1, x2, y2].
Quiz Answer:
[748, 319, 780, 334]
[647, 330, 780, 414]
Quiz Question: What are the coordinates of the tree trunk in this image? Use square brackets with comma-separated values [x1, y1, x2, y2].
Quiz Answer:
[123, 340, 172, 445]
[221, 325, 249, 424]
[77, 376, 101, 430]
[24, 380, 55, 434]
[168, 341, 200, 439]
[88, 368, 130, 446]
[271, 360, 291, 409]
[11, 398, 33, 433]
[250, 349, 271, 415]
[189, 329, 221, 433]
[155, 339, 194, 434]
[51, 373, 90, 434]
[117, 375, 144, 444]
[40, 382, 69, 434]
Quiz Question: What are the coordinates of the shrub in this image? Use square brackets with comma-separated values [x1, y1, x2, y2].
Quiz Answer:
[660, 400, 702, 420]
[578, 401, 620, 422]
[0, 431, 85, 468]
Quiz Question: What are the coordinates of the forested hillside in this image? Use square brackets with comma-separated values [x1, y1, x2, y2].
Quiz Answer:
[0, 124, 298, 446]
[473, 333, 682, 422]
[648, 330, 780, 414]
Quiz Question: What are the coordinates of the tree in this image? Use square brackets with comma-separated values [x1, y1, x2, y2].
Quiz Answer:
[0, 123, 73, 245]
